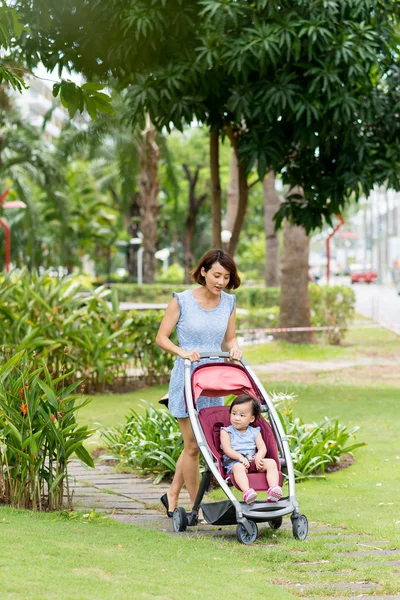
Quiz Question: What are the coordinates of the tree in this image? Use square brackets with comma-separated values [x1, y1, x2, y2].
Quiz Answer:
[263, 172, 281, 287]
[8, 0, 400, 334]
[182, 164, 207, 283]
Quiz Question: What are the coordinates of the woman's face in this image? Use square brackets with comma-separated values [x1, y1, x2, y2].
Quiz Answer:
[201, 261, 231, 294]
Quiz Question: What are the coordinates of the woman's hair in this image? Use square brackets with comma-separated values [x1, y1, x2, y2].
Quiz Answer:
[229, 394, 261, 420]
[191, 249, 241, 290]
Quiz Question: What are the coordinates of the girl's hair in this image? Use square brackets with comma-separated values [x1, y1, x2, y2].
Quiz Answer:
[191, 249, 241, 290]
[229, 394, 261, 420]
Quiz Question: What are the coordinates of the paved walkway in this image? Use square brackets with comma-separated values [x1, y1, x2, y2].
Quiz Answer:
[68, 460, 400, 599]
[251, 356, 400, 375]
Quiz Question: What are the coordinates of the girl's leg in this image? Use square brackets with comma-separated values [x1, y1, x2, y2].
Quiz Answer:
[231, 463, 250, 492]
[231, 463, 257, 503]
[261, 458, 279, 488]
[260, 459, 282, 501]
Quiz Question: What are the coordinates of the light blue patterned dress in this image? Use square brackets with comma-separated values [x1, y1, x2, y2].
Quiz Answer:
[221, 424, 261, 473]
[168, 289, 236, 418]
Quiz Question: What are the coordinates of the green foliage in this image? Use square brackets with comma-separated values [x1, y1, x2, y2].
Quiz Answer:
[107, 283, 189, 303]
[309, 283, 356, 344]
[236, 307, 279, 330]
[0, 349, 93, 510]
[0, 270, 175, 390]
[235, 286, 280, 308]
[52, 81, 114, 120]
[0, 2, 26, 92]
[102, 402, 183, 484]
[274, 395, 366, 481]
[155, 263, 185, 284]
[103, 396, 365, 482]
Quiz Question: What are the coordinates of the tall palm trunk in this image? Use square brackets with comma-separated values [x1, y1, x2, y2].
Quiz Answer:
[263, 171, 281, 286]
[279, 218, 313, 343]
[137, 118, 159, 284]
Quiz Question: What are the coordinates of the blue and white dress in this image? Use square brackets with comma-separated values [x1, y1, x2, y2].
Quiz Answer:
[168, 289, 236, 418]
[221, 424, 261, 474]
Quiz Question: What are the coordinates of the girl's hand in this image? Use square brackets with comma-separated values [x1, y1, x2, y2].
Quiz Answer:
[255, 454, 265, 471]
[181, 349, 200, 363]
[240, 456, 250, 469]
[229, 347, 243, 361]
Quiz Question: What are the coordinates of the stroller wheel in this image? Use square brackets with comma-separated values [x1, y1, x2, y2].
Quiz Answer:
[291, 513, 308, 540]
[268, 516, 283, 530]
[236, 520, 258, 545]
[172, 507, 188, 532]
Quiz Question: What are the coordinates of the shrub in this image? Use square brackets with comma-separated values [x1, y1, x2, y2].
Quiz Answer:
[0, 350, 93, 510]
[272, 393, 365, 479]
[309, 284, 356, 344]
[102, 402, 183, 484]
[236, 307, 279, 330]
[107, 283, 280, 308]
[0, 269, 175, 390]
[103, 396, 365, 482]
[155, 263, 185, 284]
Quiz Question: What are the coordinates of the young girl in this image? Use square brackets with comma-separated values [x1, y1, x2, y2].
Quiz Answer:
[220, 394, 282, 504]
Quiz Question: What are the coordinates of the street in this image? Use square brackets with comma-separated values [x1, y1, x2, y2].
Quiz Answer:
[349, 281, 400, 335]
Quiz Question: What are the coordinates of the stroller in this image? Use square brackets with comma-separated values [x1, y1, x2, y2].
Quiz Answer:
[171, 352, 308, 544]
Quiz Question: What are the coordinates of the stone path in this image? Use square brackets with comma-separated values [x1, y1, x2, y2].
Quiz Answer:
[68, 460, 400, 599]
[251, 356, 400, 375]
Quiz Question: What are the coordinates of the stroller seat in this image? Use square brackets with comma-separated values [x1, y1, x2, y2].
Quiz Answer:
[198, 405, 283, 492]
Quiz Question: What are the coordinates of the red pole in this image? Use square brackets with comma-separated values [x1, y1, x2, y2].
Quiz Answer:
[326, 215, 344, 283]
[0, 219, 11, 272]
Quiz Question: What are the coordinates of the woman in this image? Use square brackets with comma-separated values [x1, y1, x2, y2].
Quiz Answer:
[155, 249, 243, 517]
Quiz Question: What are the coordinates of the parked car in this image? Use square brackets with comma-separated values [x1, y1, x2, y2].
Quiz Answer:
[349, 264, 378, 284]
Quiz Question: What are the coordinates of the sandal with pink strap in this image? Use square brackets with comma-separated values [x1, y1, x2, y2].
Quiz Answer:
[243, 488, 257, 504]
[267, 486, 282, 502]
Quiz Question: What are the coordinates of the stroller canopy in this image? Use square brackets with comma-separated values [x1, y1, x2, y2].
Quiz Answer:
[191, 362, 260, 404]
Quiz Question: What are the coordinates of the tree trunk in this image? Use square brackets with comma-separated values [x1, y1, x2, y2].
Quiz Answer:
[226, 127, 251, 257]
[226, 149, 239, 233]
[263, 171, 281, 286]
[210, 129, 222, 248]
[137, 118, 159, 284]
[279, 219, 313, 343]
[182, 164, 207, 283]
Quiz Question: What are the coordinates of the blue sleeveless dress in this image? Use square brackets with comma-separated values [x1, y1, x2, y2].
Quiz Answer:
[168, 289, 236, 418]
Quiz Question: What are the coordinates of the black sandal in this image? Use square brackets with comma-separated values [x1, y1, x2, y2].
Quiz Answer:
[160, 493, 173, 518]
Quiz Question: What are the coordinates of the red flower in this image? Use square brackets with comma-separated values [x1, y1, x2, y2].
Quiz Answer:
[51, 414, 57, 423]
[20, 403, 28, 417]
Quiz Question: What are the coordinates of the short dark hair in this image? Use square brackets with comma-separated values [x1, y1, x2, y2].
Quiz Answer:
[191, 249, 241, 290]
[229, 394, 261, 420]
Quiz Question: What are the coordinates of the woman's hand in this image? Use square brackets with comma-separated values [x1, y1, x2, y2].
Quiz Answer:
[180, 349, 201, 363]
[229, 347, 243, 361]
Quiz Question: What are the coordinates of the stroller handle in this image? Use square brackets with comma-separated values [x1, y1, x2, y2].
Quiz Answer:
[184, 352, 246, 365]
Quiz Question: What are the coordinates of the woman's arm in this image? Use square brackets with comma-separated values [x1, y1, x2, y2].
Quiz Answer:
[223, 307, 243, 360]
[220, 429, 249, 466]
[155, 298, 200, 362]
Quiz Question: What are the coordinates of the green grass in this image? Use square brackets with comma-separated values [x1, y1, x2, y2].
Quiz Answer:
[244, 323, 400, 364]
[3, 327, 400, 598]
[78, 384, 168, 449]
[0, 507, 296, 600]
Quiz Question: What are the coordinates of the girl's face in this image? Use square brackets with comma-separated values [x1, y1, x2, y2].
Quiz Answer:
[230, 401, 255, 432]
[201, 261, 231, 295]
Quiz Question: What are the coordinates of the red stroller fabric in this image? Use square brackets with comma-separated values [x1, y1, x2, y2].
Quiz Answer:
[191, 363, 260, 405]
[198, 405, 283, 491]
